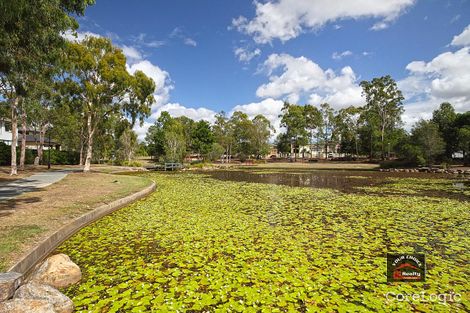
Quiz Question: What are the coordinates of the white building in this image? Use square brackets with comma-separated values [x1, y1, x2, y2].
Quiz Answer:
[0, 119, 17, 145]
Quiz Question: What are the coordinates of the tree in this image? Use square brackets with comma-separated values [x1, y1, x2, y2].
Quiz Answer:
[230, 111, 254, 161]
[63, 37, 154, 172]
[0, 0, 94, 174]
[411, 120, 445, 166]
[304, 104, 322, 158]
[336, 106, 363, 157]
[191, 120, 214, 158]
[279, 102, 308, 159]
[164, 119, 186, 162]
[213, 112, 233, 163]
[318, 103, 336, 159]
[432, 102, 457, 159]
[457, 126, 470, 163]
[251, 115, 273, 159]
[145, 112, 186, 162]
[360, 75, 404, 160]
[118, 128, 138, 162]
[275, 133, 292, 157]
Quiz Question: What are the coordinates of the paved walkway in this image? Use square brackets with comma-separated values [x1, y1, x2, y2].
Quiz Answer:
[0, 171, 70, 201]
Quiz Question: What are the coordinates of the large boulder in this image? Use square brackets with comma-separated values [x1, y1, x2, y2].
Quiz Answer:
[0, 272, 23, 301]
[0, 299, 55, 313]
[14, 281, 73, 313]
[29, 254, 81, 289]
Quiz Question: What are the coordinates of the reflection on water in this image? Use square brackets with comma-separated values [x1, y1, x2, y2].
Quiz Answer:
[203, 169, 468, 198]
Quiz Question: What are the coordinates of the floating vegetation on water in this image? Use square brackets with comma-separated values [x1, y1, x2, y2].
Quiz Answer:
[359, 177, 470, 199]
[57, 172, 469, 312]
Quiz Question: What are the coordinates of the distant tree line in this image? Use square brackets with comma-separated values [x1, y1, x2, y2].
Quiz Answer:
[275, 76, 469, 166]
[145, 111, 273, 163]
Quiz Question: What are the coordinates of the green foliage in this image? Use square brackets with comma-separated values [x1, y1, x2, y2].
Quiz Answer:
[58, 172, 469, 312]
[410, 120, 445, 165]
[191, 120, 214, 156]
[43, 149, 80, 165]
[205, 143, 225, 161]
[360, 75, 404, 159]
[432, 102, 457, 159]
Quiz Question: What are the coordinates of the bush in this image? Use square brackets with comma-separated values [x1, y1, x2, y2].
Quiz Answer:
[42, 149, 80, 165]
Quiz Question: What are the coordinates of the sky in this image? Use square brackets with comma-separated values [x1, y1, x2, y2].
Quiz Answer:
[71, 0, 470, 140]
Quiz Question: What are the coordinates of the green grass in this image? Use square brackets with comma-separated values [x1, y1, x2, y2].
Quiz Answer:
[57, 172, 469, 312]
[0, 225, 43, 271]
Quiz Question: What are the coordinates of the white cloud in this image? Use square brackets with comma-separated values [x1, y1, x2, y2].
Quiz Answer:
[332, 50, 353, 60]
[234, 47, 262, 62]
[370, 21, 389, 31]
[150, 103, 217, 124]
[184, 38, 197, 47]
[233, 0, 416, 43]
[121, 45, 143, 62]
[451, 24, 470, 47]
[62, 30, 101, 42]
[231, 98, 285, 135]
[399, 46, 470, 128]
[127, 60, 173, 109]
[256, 53, 363, 108]
[450, 14, 461, 24]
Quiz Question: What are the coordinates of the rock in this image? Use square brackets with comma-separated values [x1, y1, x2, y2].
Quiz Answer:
[0, 272, 23, 301]
[14, 282, 73, 313]
[0, 299, 55, 313]
[29, 254, 81, 289]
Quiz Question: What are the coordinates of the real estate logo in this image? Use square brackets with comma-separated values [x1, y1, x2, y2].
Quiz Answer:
[387, 253, 426, 282]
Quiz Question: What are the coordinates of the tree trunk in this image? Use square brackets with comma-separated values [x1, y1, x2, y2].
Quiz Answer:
[19, 101, 27, 171]
[381, 124, 385, 160]
[79, 125, 85, 166]
[355, 134, 359, 158]
[83, 113, 94, 173]
[10, 98, 18, 175]
[38, 124, 46, 165]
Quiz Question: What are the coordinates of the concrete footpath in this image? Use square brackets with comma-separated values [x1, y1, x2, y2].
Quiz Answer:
[0, 171, 70, 201]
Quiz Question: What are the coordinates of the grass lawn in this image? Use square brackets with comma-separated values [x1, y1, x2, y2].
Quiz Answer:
[0, 172, 152, 271]
[57, 172, 469, 312]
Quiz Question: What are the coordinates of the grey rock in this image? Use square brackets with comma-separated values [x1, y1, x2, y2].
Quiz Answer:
[0, 272, 23, 301]
[0, 299, 55, 313]
[14, 281, 73, 313]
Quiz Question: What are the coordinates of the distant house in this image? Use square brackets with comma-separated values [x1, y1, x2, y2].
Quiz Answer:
[0, 120, 60, 150]
[0, 119, 17, 145]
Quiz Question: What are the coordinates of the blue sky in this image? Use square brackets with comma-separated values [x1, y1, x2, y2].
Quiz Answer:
[73, 0, 470, 139]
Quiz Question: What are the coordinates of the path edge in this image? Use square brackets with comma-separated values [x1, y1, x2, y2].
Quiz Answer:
[7, 180, 156, 275]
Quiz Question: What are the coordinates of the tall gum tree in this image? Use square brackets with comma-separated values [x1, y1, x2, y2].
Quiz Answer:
[63, 36, 155, 172]
[0, 0, 95, 175]
[360, 75, 404, 160]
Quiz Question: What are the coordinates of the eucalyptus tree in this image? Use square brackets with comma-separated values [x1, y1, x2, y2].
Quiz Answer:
[432, 102, 457, 159]
[251, 114, 274, 159]
[279, 102, 308, 159]
[411, 120, 445, 166]
[213, 111, 234, 163]
[0, 0, 94, 174]
[230, 111, 254, 161]
[336, 106, 363, 157]
[360, 75, 404, 160]
[304, 104, 322, 158]
[318, 103, 337, 159]
[63, 36, 155, 172]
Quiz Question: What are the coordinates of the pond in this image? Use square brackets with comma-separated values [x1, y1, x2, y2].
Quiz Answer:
[56, 170, 470, 312]
[206, 169, 470, 200]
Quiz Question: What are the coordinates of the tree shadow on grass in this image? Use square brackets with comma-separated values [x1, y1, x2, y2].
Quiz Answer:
[0, 195, 43, 217]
